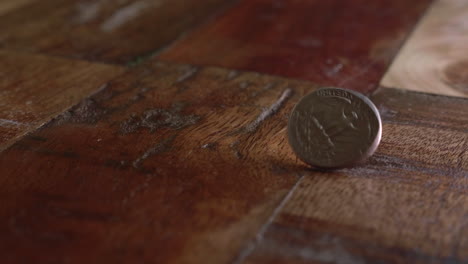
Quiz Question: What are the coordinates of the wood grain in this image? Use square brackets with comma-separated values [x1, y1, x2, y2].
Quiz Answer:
[0, 50, 123, 152]
[0, 61, 323, 264]
[0, 0, 36, 16]
[0, 0, 233, 64]
[382, 0, 468, 98]
[159, 0, 432, 94]
[244, 87, 468, 264]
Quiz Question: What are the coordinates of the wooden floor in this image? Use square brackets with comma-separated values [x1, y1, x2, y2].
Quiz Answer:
[0, 0, 467, 263]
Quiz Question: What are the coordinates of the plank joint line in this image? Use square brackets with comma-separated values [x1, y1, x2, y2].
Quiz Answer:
[233, 175, 305, 264]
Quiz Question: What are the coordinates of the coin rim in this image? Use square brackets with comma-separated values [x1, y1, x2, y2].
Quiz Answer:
[287, 87, 382, 169]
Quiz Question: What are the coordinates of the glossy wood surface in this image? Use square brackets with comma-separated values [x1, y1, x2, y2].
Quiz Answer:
[0, 61, 320, 264]
[1, 0, 467, 263]
[0, 50, 123, 152]
[382, 0, 468, 98]
[0, 0, 233, 64]
[244, 87, 468, 264]
[160, 0, 432, 93]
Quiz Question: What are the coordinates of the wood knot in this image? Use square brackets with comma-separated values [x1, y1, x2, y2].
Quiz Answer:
[442, 60, 468, 94]
[120, 103, 200, 134]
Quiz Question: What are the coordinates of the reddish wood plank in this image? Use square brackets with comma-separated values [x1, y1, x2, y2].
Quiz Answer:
[0, 0, 233, 64]
[0, 50, 123, 152]
[0, 61, 322, 263]
[159, 0, 432, 93]
[243, 87, 468, 264]
[382, 0, 468, 98]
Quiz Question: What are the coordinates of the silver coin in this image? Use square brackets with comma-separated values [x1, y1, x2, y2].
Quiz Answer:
[288, 87, 382, 168]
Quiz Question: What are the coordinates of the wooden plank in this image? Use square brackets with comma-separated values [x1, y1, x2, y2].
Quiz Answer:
[243, 87, 468, 264]
[159, 0, 432, 94]
[0, 50, 123, 152]
[0, 61, 323, 263]
[0, 0, 36, 16]
[382, 0, 468, 98]
[0, 0, 233, 64]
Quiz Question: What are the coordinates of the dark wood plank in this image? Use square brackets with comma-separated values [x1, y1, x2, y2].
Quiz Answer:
[0, 0, 36, 16]
[0, 50, 124, 152]
[0, 0, 233, 64]
[159, 0, 432, 93]
[0, 61, 323, 263]
[382, 0, 468, 98]
[243, 87, 468, 264]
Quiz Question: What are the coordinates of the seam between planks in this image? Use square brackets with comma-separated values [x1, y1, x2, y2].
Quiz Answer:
[229, 2, 439, 261]
[232, 175, 305, 264]
[0, 83, 108, 153]
[2, 47, 123, 67]
[0, 56, 126, 153]
[129, 0, 242, 68]
[372, 0, 437, 97]
[376, 85, 468, 102]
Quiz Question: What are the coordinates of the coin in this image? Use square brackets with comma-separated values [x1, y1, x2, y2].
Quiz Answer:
[288, 87, 382, 168]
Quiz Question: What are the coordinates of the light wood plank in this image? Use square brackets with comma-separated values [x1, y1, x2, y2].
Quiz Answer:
[382, 0, 468, 98]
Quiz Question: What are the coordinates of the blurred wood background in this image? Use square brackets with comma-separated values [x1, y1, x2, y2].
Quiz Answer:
[0, 0, 467, 263]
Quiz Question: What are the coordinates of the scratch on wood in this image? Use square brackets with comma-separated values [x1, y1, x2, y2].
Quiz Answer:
[245, 88, 293, 132]
[239, 81, 250, 89]
[133, 135, 176, 168]
[230, 140, 243, 159]
[233, 176, 304, 264]
[338, 62, 376, 87]
[176, 66, 199, 83]
[101, 1, 148, 32]
[325, 63, 344, 77]
[74, 1, 101, 24]
[201, 142, 218, 150]
[251, 82, 277, 97]
[0, 119, 25, 127]
[121, 174, 154, 206]
[226, 70, 240, 80]
[126, 49, 160, 67]
[377, 104, 398, 119]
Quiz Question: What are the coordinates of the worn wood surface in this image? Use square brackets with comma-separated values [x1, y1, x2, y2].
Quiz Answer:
[0, 0, 36, 16]
[0, 61, 323, 264]
[382, 0, 468, 98]
[159, 0, 432, 93]
[0, 50, 123, 152]
[0, 0, 233, 64]
[1, 0, 468, 263]
[244, 87, 468, 264]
